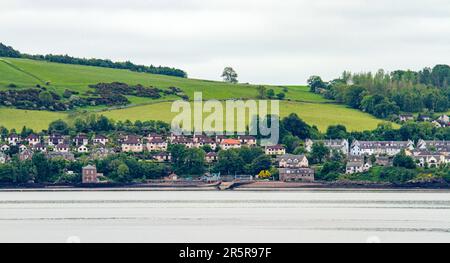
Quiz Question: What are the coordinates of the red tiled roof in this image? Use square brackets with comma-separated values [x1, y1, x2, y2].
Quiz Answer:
[221, 139, 241, 145]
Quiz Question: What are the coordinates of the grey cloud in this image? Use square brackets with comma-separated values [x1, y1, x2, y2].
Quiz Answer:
[1, 0, 450, 84]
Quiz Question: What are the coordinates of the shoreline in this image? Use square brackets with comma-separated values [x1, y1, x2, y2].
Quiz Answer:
[0, 181, 449, 192]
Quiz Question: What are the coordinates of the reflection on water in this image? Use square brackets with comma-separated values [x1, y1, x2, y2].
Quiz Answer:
[0, 190, 449, 243]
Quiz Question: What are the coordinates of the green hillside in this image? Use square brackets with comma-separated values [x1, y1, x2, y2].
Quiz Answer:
[0, 57, 394, 132]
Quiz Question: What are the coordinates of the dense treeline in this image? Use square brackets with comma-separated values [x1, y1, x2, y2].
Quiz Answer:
[0, 43, 21, 58]
[308, 65, 450, 119]
[0, 43, 187, 78]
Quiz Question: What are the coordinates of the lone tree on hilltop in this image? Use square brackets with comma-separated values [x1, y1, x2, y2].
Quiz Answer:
[222, 67, 238, 84]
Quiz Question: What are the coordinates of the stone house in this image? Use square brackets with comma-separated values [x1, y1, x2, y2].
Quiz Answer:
[265, 145, 286, 156]
[279, 168, 315, 182]
[82, 165, 103, 184]
[277, 154, 309, 168]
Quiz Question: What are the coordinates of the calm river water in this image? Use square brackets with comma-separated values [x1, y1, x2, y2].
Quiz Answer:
[0, 189, 449, 243]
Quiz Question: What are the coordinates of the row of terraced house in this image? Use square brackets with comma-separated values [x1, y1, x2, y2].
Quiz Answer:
[305, 139, 450, 174]
[0, 132, 287, 163]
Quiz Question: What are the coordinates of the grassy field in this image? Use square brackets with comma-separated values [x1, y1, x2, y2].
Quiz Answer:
[0, 108, 66, 131]
[0, 57, 393, 132]
[0, 100, 393, 132]
[99, 101, 392, 132]
[0, 57, 324, 102]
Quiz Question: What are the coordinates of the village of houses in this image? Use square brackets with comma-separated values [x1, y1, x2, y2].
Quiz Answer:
[1, 116, 450, 185]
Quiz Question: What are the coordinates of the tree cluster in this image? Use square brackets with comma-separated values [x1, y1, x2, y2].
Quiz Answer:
[308, 66, 450, 119]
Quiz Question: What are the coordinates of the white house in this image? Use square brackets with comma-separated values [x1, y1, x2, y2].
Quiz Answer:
[0, 144, 10, 152]
[306, 139, 349, 155]
[73, 134, 89, 146]
[238, 135, 257, 147]
[48, 134, 65, 146]
[411, 151, 445, 168]
[146, 138, 168, 152]
[26, 134, 40, 146]
[93, 135, 109, 146]
[350, 140, 414, 156]
[195, 137, 217, 151]
[77, 145, 90, 153]
[416, 140, 450, 151]
[220, 139, 242, 150]
[7, 134, 20, 146]
[346, 160, 372, 174]
[265, 145, 286, 156]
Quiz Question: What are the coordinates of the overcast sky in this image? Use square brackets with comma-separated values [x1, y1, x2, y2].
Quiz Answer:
[1, 0, 450, 85]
